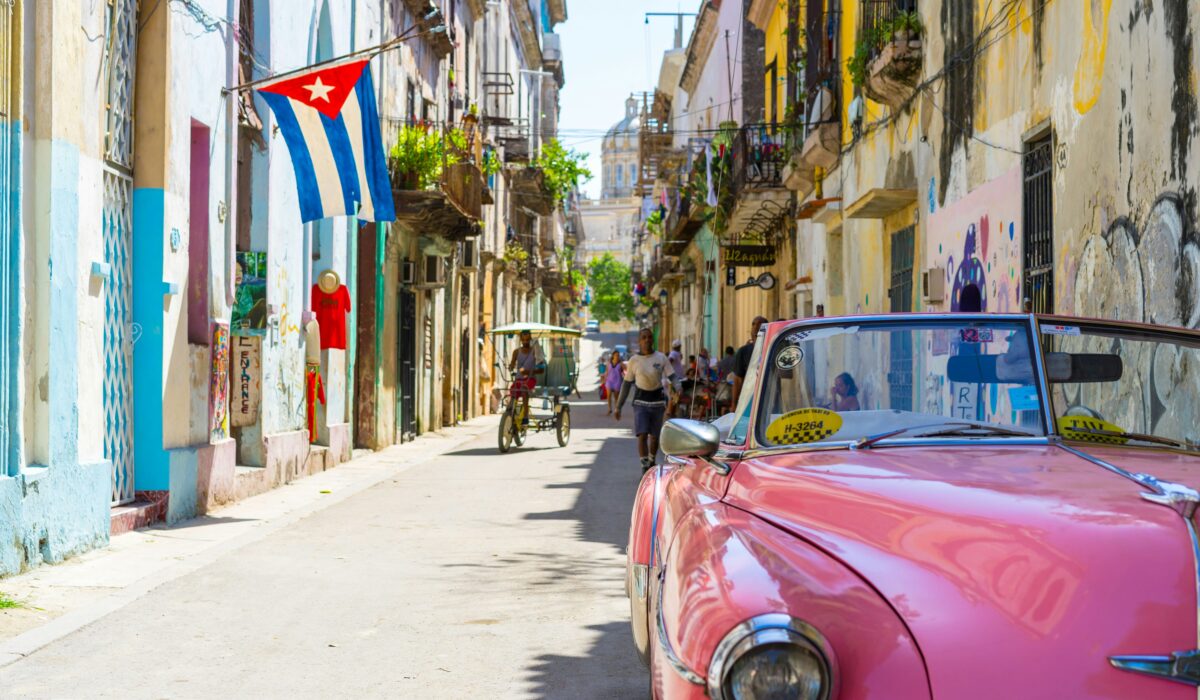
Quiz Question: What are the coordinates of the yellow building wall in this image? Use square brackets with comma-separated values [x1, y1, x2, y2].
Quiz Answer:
[763, 3, 788, 125]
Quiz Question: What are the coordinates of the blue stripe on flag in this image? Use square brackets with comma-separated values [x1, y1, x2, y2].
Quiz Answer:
[258, 91, 323, 222]
[321, 112, 361, 217]
[354, 67, 395, 222]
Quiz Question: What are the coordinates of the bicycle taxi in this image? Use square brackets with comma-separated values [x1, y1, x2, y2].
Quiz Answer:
[490, 322, 580, 453]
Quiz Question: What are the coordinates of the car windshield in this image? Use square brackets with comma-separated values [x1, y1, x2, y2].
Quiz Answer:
[1041, 321, 1200, 451]
[756, 319, 1046, 447]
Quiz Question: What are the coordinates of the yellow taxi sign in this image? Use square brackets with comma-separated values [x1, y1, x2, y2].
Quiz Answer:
[1057, 415, 1129, 445]
[765, 408, 844, 445]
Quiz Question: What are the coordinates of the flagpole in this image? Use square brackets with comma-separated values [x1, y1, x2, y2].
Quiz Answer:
[223, 23, 447, 94]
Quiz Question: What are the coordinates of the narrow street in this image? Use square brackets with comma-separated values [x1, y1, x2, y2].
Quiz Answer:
[1, 336, 647, 699]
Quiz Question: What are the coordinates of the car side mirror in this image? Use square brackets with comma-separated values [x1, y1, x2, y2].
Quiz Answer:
[661, 419, 720, 459]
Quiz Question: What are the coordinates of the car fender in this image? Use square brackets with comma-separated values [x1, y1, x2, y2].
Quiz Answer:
[652, 501, 931, 699]
[627, 463, 668, 666]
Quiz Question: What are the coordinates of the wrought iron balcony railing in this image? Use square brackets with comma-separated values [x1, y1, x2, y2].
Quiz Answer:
[731, 124, 789, 194]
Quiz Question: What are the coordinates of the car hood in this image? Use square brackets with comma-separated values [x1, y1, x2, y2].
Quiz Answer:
[723, 444, 1199, 700]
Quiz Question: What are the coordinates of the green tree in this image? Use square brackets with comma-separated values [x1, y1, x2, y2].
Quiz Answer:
[587, 253, 634, 323]
[536, 139, 593, 202]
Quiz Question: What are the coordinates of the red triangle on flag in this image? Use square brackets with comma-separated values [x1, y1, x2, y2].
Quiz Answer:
[258, 60, 369, 120]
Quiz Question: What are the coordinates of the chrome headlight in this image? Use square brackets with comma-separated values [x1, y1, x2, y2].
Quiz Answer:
[707, 614, 833, 700]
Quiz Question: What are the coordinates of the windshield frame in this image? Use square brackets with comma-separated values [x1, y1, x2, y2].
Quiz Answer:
[746, 313, 1055, 452]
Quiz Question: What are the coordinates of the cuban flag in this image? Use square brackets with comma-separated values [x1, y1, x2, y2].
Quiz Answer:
[257, 59, 395, 223]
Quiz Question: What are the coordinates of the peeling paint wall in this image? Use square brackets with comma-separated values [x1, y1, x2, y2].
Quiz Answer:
[814, 0, 1199, 328]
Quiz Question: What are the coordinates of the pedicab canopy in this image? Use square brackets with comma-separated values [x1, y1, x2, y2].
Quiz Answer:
[489, 322, 582, 338]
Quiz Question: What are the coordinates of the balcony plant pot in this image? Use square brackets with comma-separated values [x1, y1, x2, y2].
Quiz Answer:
[864, 40, 923, 109]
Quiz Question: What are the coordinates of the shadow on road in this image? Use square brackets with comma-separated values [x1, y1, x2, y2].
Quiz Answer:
[524, 621, 646, 699]
[517, 380, 649, 696]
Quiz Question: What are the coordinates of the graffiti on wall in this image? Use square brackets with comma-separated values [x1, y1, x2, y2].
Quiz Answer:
[927, 166, 1023, 313]
[1072, 193, 1200, 328]
[210, 323, 230, 441]
[1066, 193, 1200, 438]
[231, 335, 261, 427]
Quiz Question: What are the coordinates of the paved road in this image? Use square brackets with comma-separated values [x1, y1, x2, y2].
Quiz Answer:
[0, 333, 649, 699]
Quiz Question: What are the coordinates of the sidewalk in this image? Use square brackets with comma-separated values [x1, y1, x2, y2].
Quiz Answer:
[0, 416, 497, 667]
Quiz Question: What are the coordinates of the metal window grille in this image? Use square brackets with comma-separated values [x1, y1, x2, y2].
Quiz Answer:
[1023, 135, 1054, 314]
[103, 0, 137, 505]
[888, 225, 915, 411]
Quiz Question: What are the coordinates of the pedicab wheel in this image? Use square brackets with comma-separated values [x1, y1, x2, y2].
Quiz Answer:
[513, 414, 527, 446]
[556, 406, 571, 447]
[498, 411, 514, 453]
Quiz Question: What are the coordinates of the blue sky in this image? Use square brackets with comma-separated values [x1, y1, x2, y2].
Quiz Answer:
[556, 1, 698, 199]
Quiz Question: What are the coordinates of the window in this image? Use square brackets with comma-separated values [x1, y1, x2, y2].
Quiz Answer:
[617, 167, 624, 189]
[888, 225, 916, 411]
[1023, 132, 1054, 313]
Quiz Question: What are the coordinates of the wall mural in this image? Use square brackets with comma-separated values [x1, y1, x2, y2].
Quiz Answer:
[1069, 193, 1200, 438]
[209, 323, 230, 441]
[927, 166, 1023, 313]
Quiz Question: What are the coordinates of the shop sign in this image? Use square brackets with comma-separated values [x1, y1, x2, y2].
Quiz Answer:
[231, 335, 262, 427]
[724, 245, 776, 267]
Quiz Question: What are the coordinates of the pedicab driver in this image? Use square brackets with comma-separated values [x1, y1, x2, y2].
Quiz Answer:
[615, 328, 681, 471]
[508, 330, 545, 425]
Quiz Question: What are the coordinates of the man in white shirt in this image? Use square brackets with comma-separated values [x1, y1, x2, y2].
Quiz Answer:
[616, 328, 681, 470]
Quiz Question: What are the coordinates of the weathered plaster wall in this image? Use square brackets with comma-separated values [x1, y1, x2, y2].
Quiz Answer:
[819, 0, 1198, 329]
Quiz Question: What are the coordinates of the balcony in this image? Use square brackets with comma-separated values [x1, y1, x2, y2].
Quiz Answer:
[723, 125, 794, 241]
[663, 197, 705, 257]
[506, 166, 555, 217]
[387, 121, 484, 240]
[799, 87, 840, 171]
[858, 0, 922, 108]
[543, 33, 564, 85]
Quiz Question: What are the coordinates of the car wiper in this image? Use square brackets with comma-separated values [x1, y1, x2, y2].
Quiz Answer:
[918, 424, 1037, 439]
[852, 422, 1034, 449]
[1066, 427, 1184, 449]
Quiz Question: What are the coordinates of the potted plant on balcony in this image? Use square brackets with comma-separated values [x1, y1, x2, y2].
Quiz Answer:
[389, 124, 470, 191]
[892, 10, 922, 48]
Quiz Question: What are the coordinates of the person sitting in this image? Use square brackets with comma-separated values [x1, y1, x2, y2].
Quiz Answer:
[831, 372, 860, 411]
[508, 330, 545, 425]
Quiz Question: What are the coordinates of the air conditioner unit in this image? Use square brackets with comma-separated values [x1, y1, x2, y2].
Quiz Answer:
[922, 266, 946, 302]
[400, 259, 416, 285]
[461, 240, 479, 271]
[422, 256, 446, 287]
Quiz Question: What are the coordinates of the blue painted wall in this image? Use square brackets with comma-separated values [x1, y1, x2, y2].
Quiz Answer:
[1, 120, 21, 477]
[0, 140, 110, 577]
[132, 187, 169, 492]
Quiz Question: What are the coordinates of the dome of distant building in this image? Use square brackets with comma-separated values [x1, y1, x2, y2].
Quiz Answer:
[601, 96, 642, 199]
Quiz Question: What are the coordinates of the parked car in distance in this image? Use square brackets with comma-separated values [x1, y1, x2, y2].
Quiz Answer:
[585, 319, 600, 333]
[630, 312, 1200, 699]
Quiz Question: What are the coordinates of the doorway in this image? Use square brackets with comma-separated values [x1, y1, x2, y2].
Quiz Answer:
[398, 287, 417, 442]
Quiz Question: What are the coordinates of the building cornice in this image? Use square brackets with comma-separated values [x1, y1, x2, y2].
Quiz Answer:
[680, 1, 721, 96]
[548, 0, 567, 26]
[510, 0, 544, 69]
[747, 0, 773, 31]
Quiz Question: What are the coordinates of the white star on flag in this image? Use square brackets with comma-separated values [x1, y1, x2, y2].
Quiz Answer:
[303, 76, 335, 103]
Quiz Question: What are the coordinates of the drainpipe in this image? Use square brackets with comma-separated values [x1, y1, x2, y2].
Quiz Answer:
[223, 0, 238, 307]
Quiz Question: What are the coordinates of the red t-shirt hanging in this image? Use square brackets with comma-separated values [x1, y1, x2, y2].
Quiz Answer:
[311, 284, 351, 349]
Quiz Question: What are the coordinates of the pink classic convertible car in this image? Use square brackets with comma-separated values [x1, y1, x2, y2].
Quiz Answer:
[628, 313, 1200, 699]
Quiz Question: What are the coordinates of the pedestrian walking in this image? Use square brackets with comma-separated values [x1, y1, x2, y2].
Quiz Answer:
[603, 349, 625, 415]
[615, 328, 681, 471]
[731, 316, 768, 407]
[668, 339, 685, 379]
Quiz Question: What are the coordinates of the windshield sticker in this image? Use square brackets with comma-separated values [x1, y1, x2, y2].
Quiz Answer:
[959, 328, 994, 343]
[784, 326, 858, 346]
[765, 408, 843, 445]
[1042, 325, 1081, 336]
[1057, 415, 1129, 444]
[775, 346, 804, 369]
